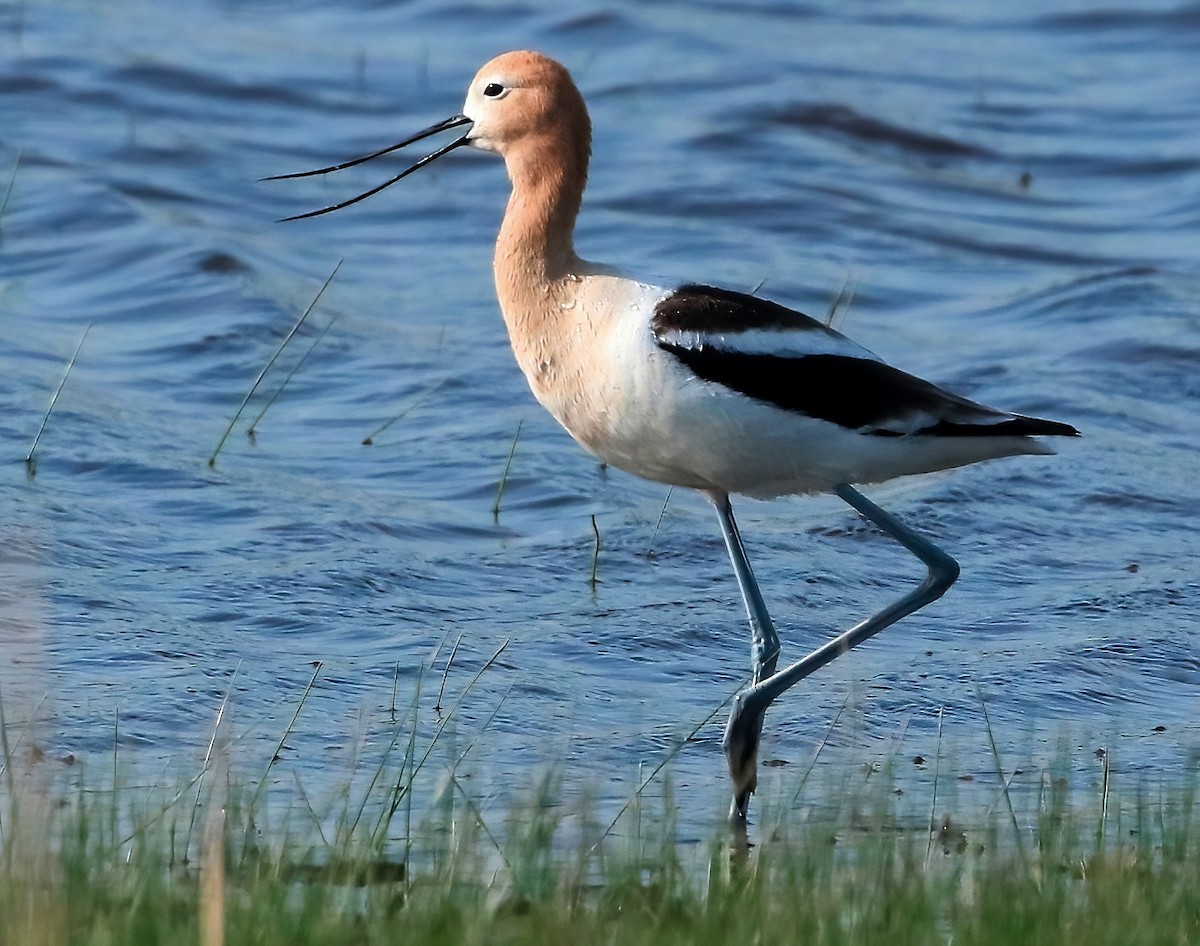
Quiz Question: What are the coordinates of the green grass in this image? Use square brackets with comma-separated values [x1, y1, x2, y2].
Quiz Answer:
[3, 727, 1199, 946]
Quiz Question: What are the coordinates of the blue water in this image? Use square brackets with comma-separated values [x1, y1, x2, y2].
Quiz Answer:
[2, 0, 1198, 839]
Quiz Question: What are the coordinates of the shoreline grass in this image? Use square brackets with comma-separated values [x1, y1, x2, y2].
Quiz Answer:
[2, 727, 1197, 945]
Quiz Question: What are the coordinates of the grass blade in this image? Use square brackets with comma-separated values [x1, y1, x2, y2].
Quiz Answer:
[589, 514, 601, 588]
[25, 321, 91, 474]
[435, 635, 462, 714]
[825, 273, 856, 329]
[184, 666, 240, 862]
[378, 639, 510, 837]
[208, 260, 341, 466]
[790, 690, 852, 806]
[0, 150, 20, 238]
[491, 420, 523, 520]
[361, 377, 447, 445]
[924, 705, 945, 869]
[246, 312, 342, 438]
[646, 488, 673, 558]
[978, 686, 1029, 868]
[594, 683, 737, 849]
[249, 662, 323, 815]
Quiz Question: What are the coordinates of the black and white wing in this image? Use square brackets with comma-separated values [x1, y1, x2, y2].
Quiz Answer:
[652, 284, 1078, 440]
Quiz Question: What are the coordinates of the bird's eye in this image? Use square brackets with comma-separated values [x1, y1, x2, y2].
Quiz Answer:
[482, 82, 507, 98]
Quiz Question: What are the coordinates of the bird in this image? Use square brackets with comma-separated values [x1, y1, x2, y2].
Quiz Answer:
[269, 50, 1078, 826]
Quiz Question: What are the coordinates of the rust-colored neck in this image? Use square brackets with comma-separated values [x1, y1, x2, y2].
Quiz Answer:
[493, 126, 589, 320]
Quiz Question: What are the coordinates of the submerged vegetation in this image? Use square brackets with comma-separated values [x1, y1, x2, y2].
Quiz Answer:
[2, 701, 1197, 946]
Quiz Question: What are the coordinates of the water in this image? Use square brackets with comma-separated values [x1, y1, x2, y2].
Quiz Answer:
[2, 0, 1198, 838]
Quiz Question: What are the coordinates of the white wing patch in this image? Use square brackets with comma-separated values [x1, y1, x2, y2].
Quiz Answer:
[654, 325, 882, 362]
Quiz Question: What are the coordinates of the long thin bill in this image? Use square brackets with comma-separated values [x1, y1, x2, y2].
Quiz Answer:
[264, 114, 472, 181]
[266, 113, 473, 220]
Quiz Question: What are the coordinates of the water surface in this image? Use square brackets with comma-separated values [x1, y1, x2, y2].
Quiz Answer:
[1, 0, 1198, 838]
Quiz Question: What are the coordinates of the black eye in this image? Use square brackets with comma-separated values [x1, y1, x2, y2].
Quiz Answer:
[483, 82, 505, 98]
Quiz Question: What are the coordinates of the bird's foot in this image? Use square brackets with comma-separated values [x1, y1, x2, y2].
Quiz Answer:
[723, 688, 768, 825]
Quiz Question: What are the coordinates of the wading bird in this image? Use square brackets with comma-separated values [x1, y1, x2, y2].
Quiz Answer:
[270, 50, 1077, 826]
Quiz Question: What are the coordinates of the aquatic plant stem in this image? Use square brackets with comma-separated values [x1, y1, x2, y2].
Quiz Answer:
[646, 488, 672, 557]
[361, 377, 447, 445]
[436, 635, 462, 714]
[249, 662, 322, 815]
[790, 690, 852, 806]
[0, 686, 12, 846]
[246, 312, 342, 437]
[492, 420, 523, 519]
[589, 514, 601, 588]
[184, 667, 239, 862]
[924, 705, 945, 869]
[594, 683, 739, 850]
[978, 687, 1029, 869]
[25, 321, 91, 473]
[0, 151, 19, 237]
[378, 639, 510, 839]
[208, 260, 341, 466]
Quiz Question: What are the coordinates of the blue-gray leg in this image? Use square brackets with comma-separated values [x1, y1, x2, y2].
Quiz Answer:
[708, 491, 781, 685]
[714, 484, 960, 824]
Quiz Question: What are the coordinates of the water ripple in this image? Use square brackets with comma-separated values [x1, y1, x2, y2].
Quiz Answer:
[1, 0, 1197, 837]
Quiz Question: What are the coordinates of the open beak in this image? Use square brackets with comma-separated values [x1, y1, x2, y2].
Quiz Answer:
[265, 114, 473, 221]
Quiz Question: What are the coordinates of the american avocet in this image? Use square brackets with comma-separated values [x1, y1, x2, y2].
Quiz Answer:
[271, 51, 1078, 825]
